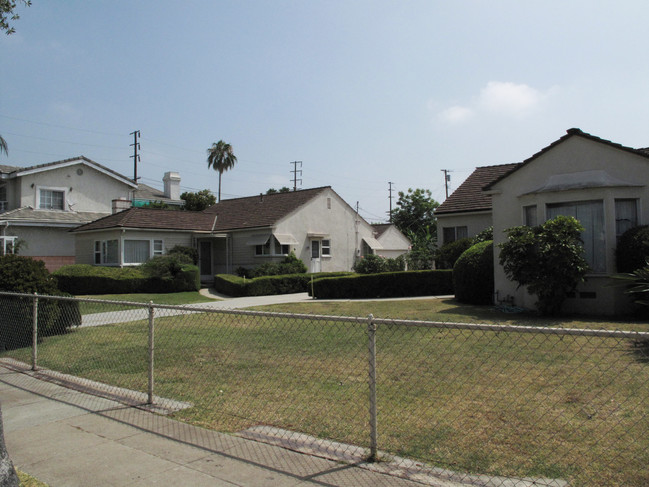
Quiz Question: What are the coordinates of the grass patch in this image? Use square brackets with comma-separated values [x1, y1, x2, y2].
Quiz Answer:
[18, 469, 48, 487]
[2, 298, 648, 486]
[75, 292, 216, 315]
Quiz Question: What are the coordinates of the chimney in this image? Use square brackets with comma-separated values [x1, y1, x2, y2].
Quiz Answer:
[163, 172, 181, 200]
[112, 198, 131, 214]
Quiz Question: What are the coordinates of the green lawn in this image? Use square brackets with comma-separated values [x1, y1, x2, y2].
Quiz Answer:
[3, 297, 648, 486]
[75, 291, 216, 314]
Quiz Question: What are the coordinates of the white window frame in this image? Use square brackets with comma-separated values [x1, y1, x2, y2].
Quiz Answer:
[37, 186, 67, 211]
[123, 238, 165, 265]
[255, 236, 289, 257]
[321, 239, 331, 257]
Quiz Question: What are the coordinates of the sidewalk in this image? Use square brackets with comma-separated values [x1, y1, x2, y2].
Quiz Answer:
[1, 366, 446, 487]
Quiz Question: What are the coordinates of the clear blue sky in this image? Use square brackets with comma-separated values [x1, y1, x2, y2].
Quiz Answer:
[3, 1, 649, 222]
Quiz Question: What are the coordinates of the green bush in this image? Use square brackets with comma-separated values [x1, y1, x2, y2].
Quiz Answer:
[352, 254, 406, 274]
[236, 252, 307, 278]
[453, 241, 494, 305]
[436, 238, 473, 269]
[499, 215, 589, 315]
[214, 272, 353, 297]
[0, 255, 80, 351]
[53, 262, 200, 294]
[616, 225, 649, 273]
[168, 245, 199, 265]
[310, 270, 453, 299]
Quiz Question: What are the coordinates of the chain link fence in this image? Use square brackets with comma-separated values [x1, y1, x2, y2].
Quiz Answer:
[0, 291, 647, 487]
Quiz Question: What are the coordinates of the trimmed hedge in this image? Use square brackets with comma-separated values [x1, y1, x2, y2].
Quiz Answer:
[310, 270, 454, 299]
[214, 272, 353, 297]
[453, 241, 494, 305]
[53, 264, 200, 295]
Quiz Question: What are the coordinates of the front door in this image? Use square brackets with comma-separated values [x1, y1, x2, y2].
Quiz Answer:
[199, 241, 212, 280]
[310, 239, 321, 273]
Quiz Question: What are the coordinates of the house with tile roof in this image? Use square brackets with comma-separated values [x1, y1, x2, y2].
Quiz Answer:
[434, 163, 520, 245]
[486, 128, 649, 315]
[73, 186, 396, 281]
[0, 156, 138, 270]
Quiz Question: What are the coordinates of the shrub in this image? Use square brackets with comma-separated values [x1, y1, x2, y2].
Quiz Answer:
[616, 225, 649, 273]
[214, 271, 353, 297]
[453, 241, 494, 305]
[353, 254, 406, 274]
[311, 270, 453, 299]
[141, 254, 193, 278]
[0, 255, 80, 350]
[436, 238, 473, 269]
[168, 245, 199, 265]
[499, 216, 589, 315]
[237, 252, 307, 278]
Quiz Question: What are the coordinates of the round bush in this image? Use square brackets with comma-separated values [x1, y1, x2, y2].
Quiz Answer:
[616, 225, 649, 273]
[453, 240, 494, 305]
[436, 238, 473, 269]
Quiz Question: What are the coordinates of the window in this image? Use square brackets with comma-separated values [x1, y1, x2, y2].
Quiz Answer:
[361, 240, 373, 257]
[321, 239, 331, 256]
[39, 189, 65, 210]
[0, 185, 6, 212]
[255, 237, 288, 256]
[547, 200, 605, 273]
[524, 205, 537, 227]
[442, 226, 468, 244]
[615, 199, 638, 240]
[94, 239, 118, 264]
[327, 197, 331, 209]
[153, 240, 164, 256]
[124, 240, 151, 264]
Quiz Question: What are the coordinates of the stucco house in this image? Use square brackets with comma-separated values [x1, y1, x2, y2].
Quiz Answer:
[485, 128, 649, 315]
[435, 163, 520, 245]
[371, 223, 411, 258]
[0, 156, 138, 270]
[73, 186, 403, 281]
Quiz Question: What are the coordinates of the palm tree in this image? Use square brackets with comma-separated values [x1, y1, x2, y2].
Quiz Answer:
[206, 140, 237, 202]
[0, 135, 7, 157]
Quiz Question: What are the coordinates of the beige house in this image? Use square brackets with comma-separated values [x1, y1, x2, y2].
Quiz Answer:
[73, 186, 403, 281]
[371, 224, 411, 259]
[435, 163, 519, 245]
[0, 156, 138, 270]
[485, 128, 648, 315]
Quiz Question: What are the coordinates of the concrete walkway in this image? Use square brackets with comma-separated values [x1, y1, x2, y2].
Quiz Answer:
[1, 366, 463, 487]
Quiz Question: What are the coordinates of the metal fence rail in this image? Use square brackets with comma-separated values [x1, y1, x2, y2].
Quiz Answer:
[0, 291, 647, 487]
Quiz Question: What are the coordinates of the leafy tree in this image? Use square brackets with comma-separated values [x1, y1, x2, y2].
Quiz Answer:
[391, 188, 439, 269]
[1, 0, 30, 35]
[266, 187, 291, 194]
[206, 140, 237, 202]
[181, 189, 216, 211]
[499, 215, 589, 315]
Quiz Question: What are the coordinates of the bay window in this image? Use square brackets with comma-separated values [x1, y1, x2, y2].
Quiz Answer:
[546, 200, 605, 273]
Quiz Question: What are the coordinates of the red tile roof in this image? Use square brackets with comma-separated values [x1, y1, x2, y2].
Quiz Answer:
[435, 163, 520, 215]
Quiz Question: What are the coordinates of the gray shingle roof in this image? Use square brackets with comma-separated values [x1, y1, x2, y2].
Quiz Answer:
[0, 207, 110, 226]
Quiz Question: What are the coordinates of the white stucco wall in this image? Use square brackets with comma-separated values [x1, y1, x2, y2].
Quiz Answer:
[436, 212, 492, 246]
[18, 162, 133, 213]
[374, 226, 411, 258]
[490, 135, 648, 315]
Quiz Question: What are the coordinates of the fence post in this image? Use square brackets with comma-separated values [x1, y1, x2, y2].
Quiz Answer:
[147, 301, 155, 405]
[367, 313, 378, 461]
[31, 293, 38, 371]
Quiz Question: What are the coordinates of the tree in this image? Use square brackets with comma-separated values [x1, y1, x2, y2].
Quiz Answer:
[266, 187, 290, 195]
[181, 189, 216, 211]
[499, 215, 589, 315]
[1, 0, 30, 35]
[0, 135, 7, 156]
[206, 140, 237, 202]
[391, 188, 439, 269]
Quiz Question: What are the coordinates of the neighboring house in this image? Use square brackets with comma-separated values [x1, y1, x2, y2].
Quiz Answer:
[72, 186, 400, 282]
[434, 163, 520, 246]
[485, 128, 649, 315]
[132, 172, 185, 208]
[0, 156, 137, 270]
[371, 223, 411, 259]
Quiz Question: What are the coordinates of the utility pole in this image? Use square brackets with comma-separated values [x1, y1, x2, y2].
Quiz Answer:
[388, 181, 394, 222]
[441, 169, 451, 199]
[290, 161, 302, 191]
[130, 130, 141, 181]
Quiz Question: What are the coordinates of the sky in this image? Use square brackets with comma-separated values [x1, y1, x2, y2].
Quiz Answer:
[2, 1, 649, 223]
